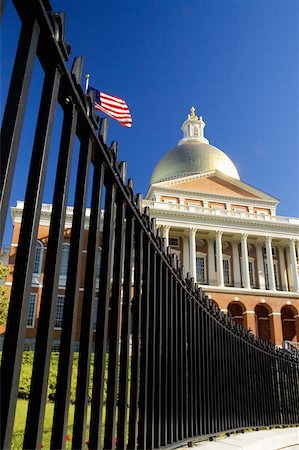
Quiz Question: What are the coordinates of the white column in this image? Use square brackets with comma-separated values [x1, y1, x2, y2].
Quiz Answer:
[183, 232, 190, 277]
[232, 240, 241, 288]
[161, 225, 170, 248]
[189, 228, 197, 281]
[289, 239, 299, 292]
[215, 231, 224, 287]
[278, 245, 288, 291]
[265, 236, 276, 291]
[241, 233, 250, 289]
[256, 243, 266, 290]
[286, 248, 293, 291]
[207, 238, 216, 286]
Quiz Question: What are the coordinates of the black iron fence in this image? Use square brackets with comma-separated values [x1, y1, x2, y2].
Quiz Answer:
[1, 0, 298, 449]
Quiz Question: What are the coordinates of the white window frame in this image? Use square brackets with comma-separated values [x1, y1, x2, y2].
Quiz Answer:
[32, 240, 43, 285]
[27, 293, 37, 328]
[59, 243, 70, 287]
[264, 260, 279, 290]
[273, 260, 279, 289]
[222, 255, 231, 286]
[169, 237, 180, 247]
[55, 295, 65, 329]
[248, 258, 256, 288]
[196, 252, 207, 284]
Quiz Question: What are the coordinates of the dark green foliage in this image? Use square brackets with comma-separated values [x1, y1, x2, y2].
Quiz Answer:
[18, 352, 100, 404]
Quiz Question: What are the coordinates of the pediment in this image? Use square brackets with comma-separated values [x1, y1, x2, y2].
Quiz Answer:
[150, 171, 278, 202]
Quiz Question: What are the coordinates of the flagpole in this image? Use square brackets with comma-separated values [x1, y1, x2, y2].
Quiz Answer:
[85, 73, 90, 94]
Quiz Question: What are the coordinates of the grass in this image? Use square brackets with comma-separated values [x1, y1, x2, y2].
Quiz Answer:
[12, 400, 80, 449]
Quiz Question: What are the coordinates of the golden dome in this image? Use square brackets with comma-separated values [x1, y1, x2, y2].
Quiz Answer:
[150, 108, 240, 184]
[150, 141, 240, 184]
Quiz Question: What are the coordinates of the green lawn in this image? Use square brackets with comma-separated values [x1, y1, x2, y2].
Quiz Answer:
[12, 400, 81, 449]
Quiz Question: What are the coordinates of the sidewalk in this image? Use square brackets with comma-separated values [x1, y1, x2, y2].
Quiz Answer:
[180, 427, 299, 450]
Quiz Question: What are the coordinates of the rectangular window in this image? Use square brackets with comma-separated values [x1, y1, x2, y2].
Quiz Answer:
[55, 295, 65, 328]
[196, 256, 206, 283]
[223, 259, 230, 285]
[248, 261, 255, 287]
[93, 298, 98, 331]
[274, 262, 279, 288]
[27, 293, 37, 327]
[264, 261, 278, 289]
[169, 237, 179, 247]
[264, 261, 269, 289]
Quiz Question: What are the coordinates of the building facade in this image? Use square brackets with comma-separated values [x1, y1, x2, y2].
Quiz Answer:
[2, 108, 299, 349]
[144, 108, 299, 346]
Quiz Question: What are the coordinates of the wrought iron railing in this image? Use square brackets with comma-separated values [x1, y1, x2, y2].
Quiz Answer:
[1, 1, 298, 449]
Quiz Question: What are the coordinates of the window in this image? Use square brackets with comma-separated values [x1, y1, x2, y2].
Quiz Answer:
[55, 295, 65, 328]
[274, 262, 279, 288]
[196, 255, 206, 283]
[169, 237, 179, 247]
[59, 243, 70, 287]
[248, 260, 255, 287]
[32, 241, 43, 283]
[93, 297, 98, 331]
[96, 248, 102, 289]
[223, 258, 231, 285]
[27, 293, 37, 327]
[264, 261, 279, 289]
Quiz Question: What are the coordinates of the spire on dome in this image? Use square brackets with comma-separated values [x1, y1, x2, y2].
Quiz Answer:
[179, 107, 209, 145]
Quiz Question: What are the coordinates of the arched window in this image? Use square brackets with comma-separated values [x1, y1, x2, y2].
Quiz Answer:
[59, 243, 70, 287]
[32, 240, 43, 284]
[228, 301, 245, 327]
[281, 305, 297, 342]
[255, 304, 272, 342]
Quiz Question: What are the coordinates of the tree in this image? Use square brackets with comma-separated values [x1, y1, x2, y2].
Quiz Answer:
[0, 261, 9, 326]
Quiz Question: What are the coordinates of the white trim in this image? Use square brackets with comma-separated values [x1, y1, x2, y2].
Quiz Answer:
[222, 255, 232, 286]
[248, 257, 256, 288]
[200, 284, 299, 298]
[196, 252, 207, 284]
[26, 293, 37, 328]
[243, 311, 256, 314]
[268, 312, 281, 316]
[54, 295, 65, 329]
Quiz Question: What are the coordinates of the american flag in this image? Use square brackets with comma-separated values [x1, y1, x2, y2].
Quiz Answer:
[89, 87, 132, 128]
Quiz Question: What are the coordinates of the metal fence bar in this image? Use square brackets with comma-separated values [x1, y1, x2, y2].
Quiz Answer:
[23, 100, 78, 450]
[117, 204, 134, 450]
[1, 65, 61, 450]
[89, 176, 116, 449]
[0, 17, 40, 245]
[127, 224, 143, 450]
[51, 135, 92, 450]
[72, 151, 105, 449]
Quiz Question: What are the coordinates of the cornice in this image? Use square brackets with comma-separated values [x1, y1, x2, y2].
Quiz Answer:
[148, 207, 299, 234]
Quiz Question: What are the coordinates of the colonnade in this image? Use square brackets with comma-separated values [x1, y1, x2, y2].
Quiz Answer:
[159, 225, 299, 293]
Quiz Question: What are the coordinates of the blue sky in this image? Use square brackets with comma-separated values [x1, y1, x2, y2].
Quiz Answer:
[1, 0, 299, 245]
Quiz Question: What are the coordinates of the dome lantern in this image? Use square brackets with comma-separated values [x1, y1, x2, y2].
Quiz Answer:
[179, 106, 209, 145]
